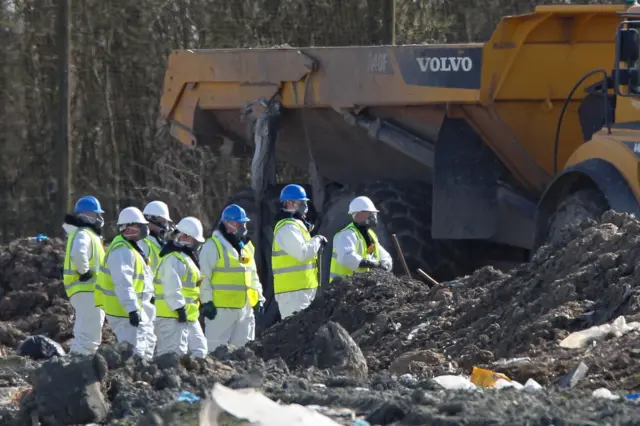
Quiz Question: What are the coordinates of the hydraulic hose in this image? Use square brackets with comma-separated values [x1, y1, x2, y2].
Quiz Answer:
[552, 68, 610, 175]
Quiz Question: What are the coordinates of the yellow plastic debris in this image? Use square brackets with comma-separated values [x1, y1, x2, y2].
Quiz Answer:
[470, 367, 511, 388]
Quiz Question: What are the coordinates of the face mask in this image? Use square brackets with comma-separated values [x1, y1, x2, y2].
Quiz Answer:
[95, 216, 105, 229]
[138, 224, 150, 239]
[236, 224, 248, 237]
[364, 214, 378, 227]
[296, 202, 308, 216]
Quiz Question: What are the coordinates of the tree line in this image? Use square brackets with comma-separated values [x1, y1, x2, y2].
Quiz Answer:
[0, 0, 609, 242]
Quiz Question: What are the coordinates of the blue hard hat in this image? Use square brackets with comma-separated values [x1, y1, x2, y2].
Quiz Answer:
[221, 204, 250, 223]
[279, 184, 309, 203]
[74, 196, 104, 214]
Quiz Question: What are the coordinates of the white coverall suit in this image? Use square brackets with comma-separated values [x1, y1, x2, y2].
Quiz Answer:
[137, 236, 160, 353]
[62, 223, 105, 355]
[154, 253, 208, 357]
[138, 236, 162, 269]
[333, 227, 393, 273]
[273, 219, 323, 319]
[200, 230, 266, 351]
[105, 246, 157, 359]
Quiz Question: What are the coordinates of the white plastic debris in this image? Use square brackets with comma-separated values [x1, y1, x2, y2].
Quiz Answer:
[199, 383, 342, 426]
[432, 375, 477, 390]
[559, 316, 640, 349]
[493, 379, 524, 390]
[493, 357, 532, 367]
[406, 322, 429, 342]
[592, 388, 620, 400]
[523, 378, 543, 391]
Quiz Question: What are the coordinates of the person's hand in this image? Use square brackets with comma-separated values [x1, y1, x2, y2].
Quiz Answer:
[128, 311, 140, 327]
[78, 271, 93, 282]
[314, 235, 328, 246]
[202, 302, 217, 320]
[176, 307, 187, 323]
[359, 259, 380, 269]
[257, 302, 265, 316]
[380, 260, 392, 272]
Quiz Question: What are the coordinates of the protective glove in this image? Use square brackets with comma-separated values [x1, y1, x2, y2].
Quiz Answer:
[202, 302, 217, 320]
[128, 311, 140, 327]
[176, 306, 187, 323]
[150, 296, 155, 305]
[359, 259, 381, 269]
[78, 271, 93, 282]
[314, 235, 328, 246]
[380, 260, 392, 272]
[257, 302, 265, 316]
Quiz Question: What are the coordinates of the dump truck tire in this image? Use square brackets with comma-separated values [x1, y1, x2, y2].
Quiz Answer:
[545, 188, 608, 245]
[316, 180, 467, 286]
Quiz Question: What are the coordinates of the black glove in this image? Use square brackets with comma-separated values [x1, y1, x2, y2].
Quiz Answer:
[359, 259, 381, 269]
[257, 302, 265, 316]
[202, 302, 217, 320]
[176, 307, 187, 323]
[150, 296, 155, 305]
[78, 271, 93, 282]
[128, 311, 140, 327]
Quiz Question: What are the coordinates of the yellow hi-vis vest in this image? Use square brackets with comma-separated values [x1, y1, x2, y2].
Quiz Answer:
[329, 223, 380, 283]
[154, 251, 203, 321]
[271, 218, 319, 294]
[209, 235, 259, 309]
[143, 237, 161, 272]
[63, 228, 105, 297]
[95, 235, 146, 317]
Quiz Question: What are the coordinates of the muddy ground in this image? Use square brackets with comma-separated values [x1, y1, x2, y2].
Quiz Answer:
[1, 212, 640, 425]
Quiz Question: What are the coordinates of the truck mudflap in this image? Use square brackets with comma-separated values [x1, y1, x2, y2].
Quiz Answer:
[432, 117, 537, 250]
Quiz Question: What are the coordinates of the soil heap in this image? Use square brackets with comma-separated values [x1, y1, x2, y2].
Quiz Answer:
[2, 212, 640, 425]
[253, 211, 640, 389]
[0, 237, 114, 353]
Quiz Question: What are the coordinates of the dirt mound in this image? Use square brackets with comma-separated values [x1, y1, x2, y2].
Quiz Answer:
[254, 211, 640, 389]
[5, 343, 640, 426]
[0, 237, 114, 350]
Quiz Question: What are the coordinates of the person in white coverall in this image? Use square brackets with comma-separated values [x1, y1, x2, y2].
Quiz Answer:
[95, 207, 156, 360]
[154, 217, 208, 357]
[200, 204, 266, 351]
[272, 184, 326, 319]
[62, 195, 106, 355]
[138, 200, 174, 271]
[329, 196, 393, 282]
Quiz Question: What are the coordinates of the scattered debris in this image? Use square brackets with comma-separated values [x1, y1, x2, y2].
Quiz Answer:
[3, 212, 640, 423]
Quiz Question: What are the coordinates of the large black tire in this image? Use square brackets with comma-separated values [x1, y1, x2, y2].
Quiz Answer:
[315, 180, 470, 287]
[545, 188, 608, 246]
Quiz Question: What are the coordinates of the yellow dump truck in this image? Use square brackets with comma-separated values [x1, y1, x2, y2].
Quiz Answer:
[159, 3, 640, 288]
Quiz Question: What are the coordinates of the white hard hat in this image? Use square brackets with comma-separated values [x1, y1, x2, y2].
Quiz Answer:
[117, 207, 149, 225]
[143, 200, 173, 222]
[348, 196, 379, 214]
[176, 216, 205, 243]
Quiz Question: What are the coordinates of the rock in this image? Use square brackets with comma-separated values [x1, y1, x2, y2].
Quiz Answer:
[31, 355, 109, 424]
[313, 321, 368, 379]
[17, 335, 65, 360]
[365, 400, 409, 425]
[388, 350, 445, 375]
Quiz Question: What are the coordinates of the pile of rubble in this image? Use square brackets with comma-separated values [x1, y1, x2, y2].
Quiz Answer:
[0, 237, 114, 352]
[2, 211, 640, 424]
[254, 211, 640, 388]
